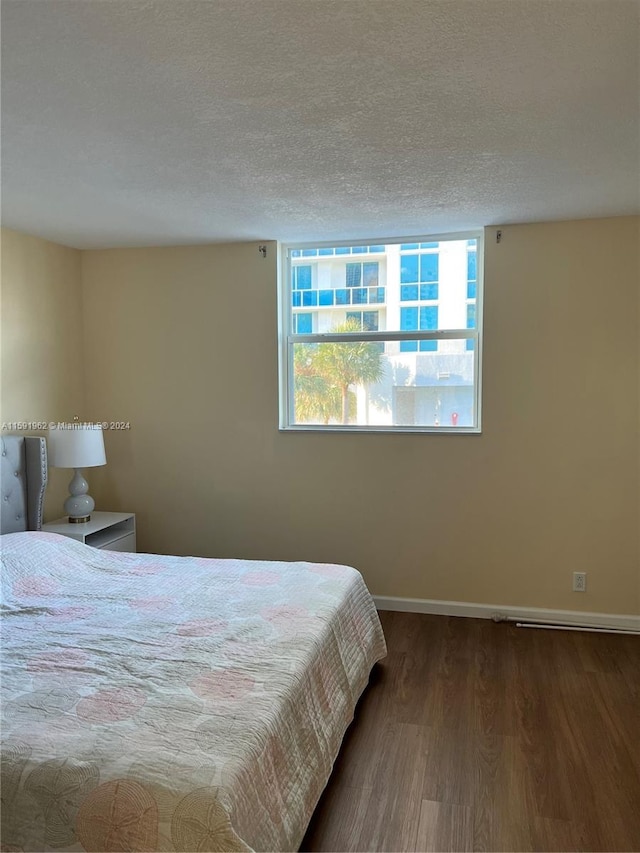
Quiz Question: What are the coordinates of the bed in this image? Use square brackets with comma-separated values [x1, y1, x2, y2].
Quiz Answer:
[0, 436, 387, 852]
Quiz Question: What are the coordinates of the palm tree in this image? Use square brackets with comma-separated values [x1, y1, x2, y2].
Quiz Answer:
[313, 319, 384, 424]
[293, 344, 343, 424]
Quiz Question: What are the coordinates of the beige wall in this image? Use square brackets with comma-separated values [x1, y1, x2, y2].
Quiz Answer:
[81, 218, 639, 616]
[1, 228, 85, 519]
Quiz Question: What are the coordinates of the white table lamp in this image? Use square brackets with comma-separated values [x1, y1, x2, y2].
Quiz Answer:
[48, 424, 106, 523]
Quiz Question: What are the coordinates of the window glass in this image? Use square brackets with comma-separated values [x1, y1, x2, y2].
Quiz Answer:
[346, 263, 361, 287]
[292, 265, 312, 291]
[401, 255, 419, 283]
[420, 254, 438, 282]
[363, 262, 379, 287]
[401, 284, 419, 301]
[294, 313, 313, 334]
[283, 235, 482, 431]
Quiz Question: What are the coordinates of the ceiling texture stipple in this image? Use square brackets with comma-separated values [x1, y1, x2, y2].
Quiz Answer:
[1, 0, 639, 249]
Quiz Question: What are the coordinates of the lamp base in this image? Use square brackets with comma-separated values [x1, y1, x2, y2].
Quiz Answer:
[64, 469, 96, 524]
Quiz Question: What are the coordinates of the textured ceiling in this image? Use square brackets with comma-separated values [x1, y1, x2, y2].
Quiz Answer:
[1, 0, 639, 249]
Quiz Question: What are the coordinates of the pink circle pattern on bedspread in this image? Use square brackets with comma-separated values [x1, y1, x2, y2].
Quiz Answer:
[13, 575, 59, 596]
[77, 688, 147, 723]
[189, 668, 256, 701]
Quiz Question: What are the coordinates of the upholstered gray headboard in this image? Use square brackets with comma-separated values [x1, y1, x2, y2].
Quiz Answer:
[0, 435, 48, 534]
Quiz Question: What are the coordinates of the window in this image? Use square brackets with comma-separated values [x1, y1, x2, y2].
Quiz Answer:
[400, 306, 438, 352]
[346, 262, 379, 287]
[281, 233, 483, 432]
[291, 245, 384, 258]
[400, 249, 439, 301]
[292, 265, 312, 290]
[347, 311, 379, 331]
[467, 247, 477, 299]
[467, 244, 477, 349]
[293, 313, 313, 334]
[466, 303, 476, 351]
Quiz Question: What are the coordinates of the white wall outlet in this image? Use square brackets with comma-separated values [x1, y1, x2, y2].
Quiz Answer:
[573, 571, 587, 592]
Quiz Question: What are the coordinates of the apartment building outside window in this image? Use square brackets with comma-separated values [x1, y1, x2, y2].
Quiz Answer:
[280, 233, 483, 432]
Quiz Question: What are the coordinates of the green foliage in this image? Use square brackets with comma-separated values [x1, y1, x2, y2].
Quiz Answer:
[293, 319, 384, 424]
[294, 344, 344, 424]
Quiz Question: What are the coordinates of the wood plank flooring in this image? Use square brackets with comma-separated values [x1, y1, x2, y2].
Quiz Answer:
[301, 611, 640, 852]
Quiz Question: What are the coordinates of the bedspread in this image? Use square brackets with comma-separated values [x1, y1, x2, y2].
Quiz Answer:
[0, 532, 386, 852]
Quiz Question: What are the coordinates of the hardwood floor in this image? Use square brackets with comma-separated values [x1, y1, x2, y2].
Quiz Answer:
[301, 611, 640, 852]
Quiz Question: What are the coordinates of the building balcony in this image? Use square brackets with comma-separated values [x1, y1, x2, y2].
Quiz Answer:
[291, 245, 385, 258]
[292, 286, 386, 308]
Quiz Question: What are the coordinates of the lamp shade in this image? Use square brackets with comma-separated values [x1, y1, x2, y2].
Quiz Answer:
[48, 424, 106, 469]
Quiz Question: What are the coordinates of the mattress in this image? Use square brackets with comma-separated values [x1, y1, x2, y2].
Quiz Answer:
[0, 532, 386, 852]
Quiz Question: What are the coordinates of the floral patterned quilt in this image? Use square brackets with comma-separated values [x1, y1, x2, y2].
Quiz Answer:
[0, 532, 386, 852]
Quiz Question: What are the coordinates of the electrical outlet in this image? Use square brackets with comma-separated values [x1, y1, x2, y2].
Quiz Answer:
[573, 571, 587, 592]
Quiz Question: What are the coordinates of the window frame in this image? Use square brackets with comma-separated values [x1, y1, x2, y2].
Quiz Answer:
[278, 230, 484, 434]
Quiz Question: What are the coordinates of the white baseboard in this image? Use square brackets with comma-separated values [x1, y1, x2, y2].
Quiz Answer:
[373, 595, 640, 632]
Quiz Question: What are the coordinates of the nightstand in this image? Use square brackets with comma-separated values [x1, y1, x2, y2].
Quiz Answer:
[42, 512, 136, 552]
